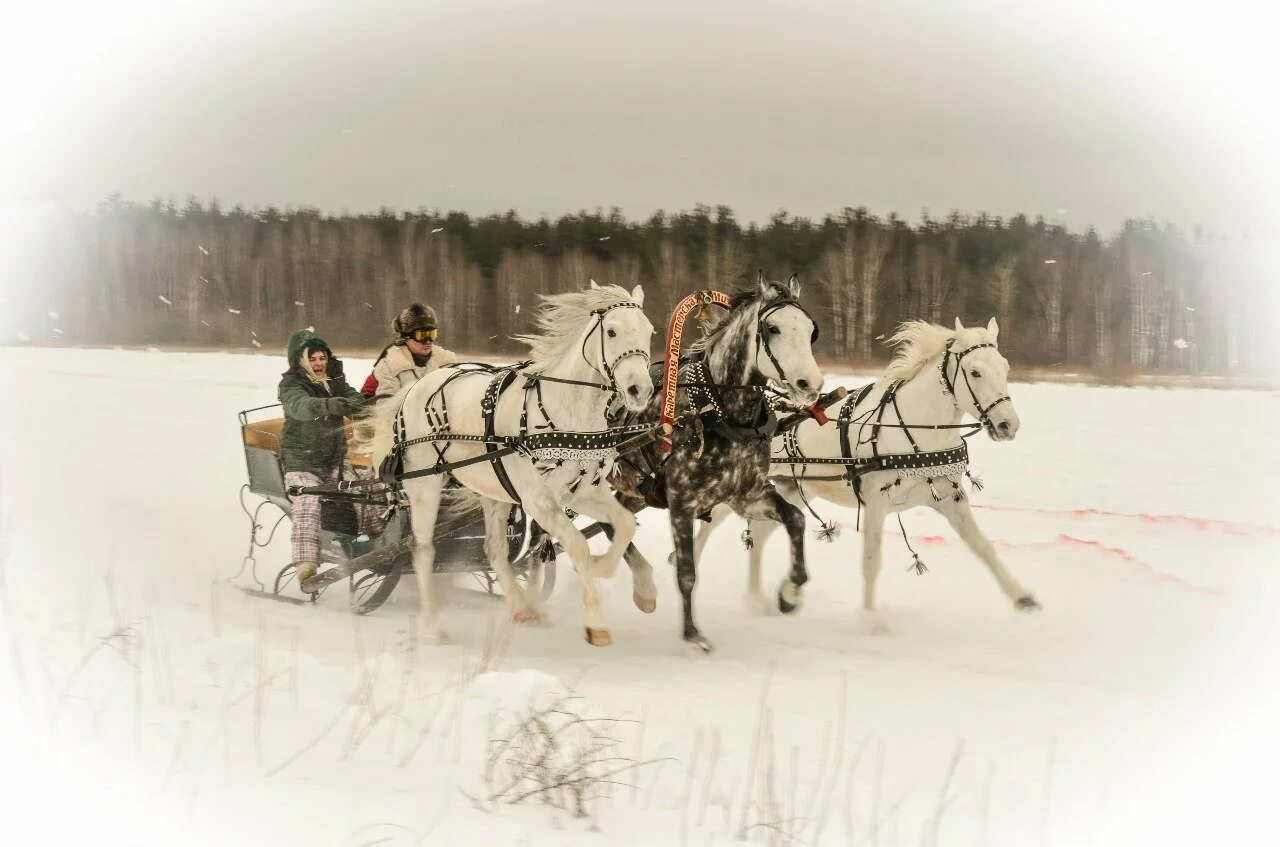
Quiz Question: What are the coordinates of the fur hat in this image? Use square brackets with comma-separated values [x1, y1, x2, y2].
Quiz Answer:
[393, 304, 438, 335]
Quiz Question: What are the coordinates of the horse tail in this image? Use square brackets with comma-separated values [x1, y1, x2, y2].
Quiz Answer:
[353, 380, 416, 467]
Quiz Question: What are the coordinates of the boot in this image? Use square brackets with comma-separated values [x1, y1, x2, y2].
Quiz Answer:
[295, 561, 318, 588]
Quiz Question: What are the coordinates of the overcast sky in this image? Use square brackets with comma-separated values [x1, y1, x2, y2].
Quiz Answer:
[1, 0, 1276, 235]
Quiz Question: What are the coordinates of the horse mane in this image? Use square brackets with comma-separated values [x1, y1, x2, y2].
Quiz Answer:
[884, 320, 992, 381]
[513, 284, 638, 367]
[689, 280, 790, 354]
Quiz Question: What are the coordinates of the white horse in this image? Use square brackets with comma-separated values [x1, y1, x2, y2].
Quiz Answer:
[365, 283, 656, 646]
[695, 318, 1041, 620]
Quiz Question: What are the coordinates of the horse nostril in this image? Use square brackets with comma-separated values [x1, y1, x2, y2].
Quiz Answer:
[796, 379, 810, 391]
[627, 385, 640, 398]
[997, 421, 1011, 434]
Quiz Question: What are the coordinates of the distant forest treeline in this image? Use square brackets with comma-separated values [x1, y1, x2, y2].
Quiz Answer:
[8, 195, 1276, 373]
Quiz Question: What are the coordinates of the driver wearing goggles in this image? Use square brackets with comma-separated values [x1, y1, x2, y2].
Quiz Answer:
[362, 303, 459, 401]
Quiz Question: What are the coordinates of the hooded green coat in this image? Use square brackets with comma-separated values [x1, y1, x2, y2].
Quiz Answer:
[278, 330, 367, 474]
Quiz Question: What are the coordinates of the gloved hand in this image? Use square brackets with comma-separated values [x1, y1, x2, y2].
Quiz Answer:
[324, 396, 355, 417]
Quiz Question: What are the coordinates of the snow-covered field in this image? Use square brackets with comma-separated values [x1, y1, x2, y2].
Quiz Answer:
[1, 347, 1278, 846]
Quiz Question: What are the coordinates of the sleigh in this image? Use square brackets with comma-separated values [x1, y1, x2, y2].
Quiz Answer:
[231, 404, 555, 614]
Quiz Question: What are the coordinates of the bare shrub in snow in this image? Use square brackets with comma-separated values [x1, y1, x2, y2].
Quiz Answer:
[471, 690, 661, 822]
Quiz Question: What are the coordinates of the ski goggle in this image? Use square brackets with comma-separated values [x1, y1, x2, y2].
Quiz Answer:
[406, 327, 438, 342]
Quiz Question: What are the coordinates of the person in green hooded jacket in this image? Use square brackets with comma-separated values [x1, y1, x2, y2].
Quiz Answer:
[278, 329, 371, 585]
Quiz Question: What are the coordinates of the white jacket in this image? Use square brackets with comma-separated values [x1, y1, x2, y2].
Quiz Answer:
[371, 343, 459, 400]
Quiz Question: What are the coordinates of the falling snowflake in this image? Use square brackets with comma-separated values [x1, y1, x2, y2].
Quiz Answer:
[228, 308, 241, 315]
[200, 320, 210, 327]
[199, 276, 209, 284]
[363, 302, 373, 308]
[47, 311, 59, 320]
[251, 339, 262, 348]
[251, 330, 257, 337]
[158, 295, 172, 305]
[598, 236, 611, 241]
[294, 301, 304, 306]
[431, 227, 444, 234]
[514, 304, 521, 314]
[51, 328, 63, 335]
[1173, 338, 1190, 349]
[198, 245, 210, 255]
[1044, 259, 1057, 264]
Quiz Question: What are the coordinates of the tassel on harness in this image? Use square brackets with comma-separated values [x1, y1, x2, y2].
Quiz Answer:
[896, 513, 928, 575]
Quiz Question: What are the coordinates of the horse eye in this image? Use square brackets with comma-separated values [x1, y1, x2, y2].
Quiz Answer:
[607, 328, 616, 338]
[767, 325, 781, 336]
[970, 369, 981, 378]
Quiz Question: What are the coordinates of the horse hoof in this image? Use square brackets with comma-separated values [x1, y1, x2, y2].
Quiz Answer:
[1016, 596, 1042, 612]
[513, 607, 542, 625]
[633, 593, 657, 614]
[585, 627, 613, 647]
[684, 634, 714, 654]
[777, 583, 801, 615]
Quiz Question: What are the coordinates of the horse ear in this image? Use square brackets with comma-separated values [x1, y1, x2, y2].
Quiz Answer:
[757, 269, 769, 297]
[987, 317, 999, 342]
[788, 274, 801, 299]
[630, 284, 644, 306]
[955, 317, 964, 332]
[589, 279, 599, 289]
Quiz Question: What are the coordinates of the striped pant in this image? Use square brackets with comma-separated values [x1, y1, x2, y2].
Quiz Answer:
[285, 466, 380, 564]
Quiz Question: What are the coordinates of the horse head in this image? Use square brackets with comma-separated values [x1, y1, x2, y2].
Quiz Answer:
[949, 317, 1020, 441]
[587, 281, 655, 413]
[753, 276, 823, 405]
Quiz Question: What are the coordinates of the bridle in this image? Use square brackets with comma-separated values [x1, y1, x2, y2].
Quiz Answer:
[755, 296, 818, 393]
[577, 300, 650, 400]
[939, 339, 1011, 433]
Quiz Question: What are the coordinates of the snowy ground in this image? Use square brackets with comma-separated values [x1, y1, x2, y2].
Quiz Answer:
[1, 347, 1278, 846]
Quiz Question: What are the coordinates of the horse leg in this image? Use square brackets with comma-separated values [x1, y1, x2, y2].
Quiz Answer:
[479, 497, 539, 623]
[688, 503, 730, 563]
[741, 517, 782, 615]
[586, 516, 658, 615]
[521, 493, 613, 647]
[670, 508, 712, 653]
[742, 488, 808, 615]
[937, 497, 1041, 612]
[403, 475, 448, 644]
[861, 497, 887, 612]
[622, 542, 659, 614]
[572, 488, 653, 614]
[571, 487, 637, 581]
